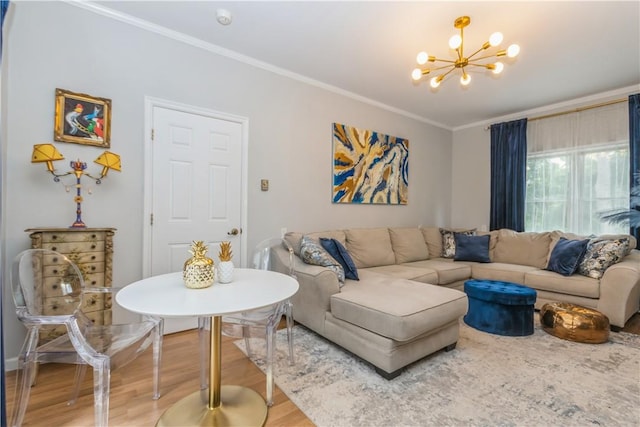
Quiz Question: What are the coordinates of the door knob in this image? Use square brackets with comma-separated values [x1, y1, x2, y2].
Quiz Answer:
[227, 228, 240, 236]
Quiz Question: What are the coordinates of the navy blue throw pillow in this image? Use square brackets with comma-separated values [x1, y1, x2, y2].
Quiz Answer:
[320, 238, 359, 280]
[453, 233, 491, 263]
[547, 237, 590, 276]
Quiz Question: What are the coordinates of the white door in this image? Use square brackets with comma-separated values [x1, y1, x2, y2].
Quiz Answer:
[144, 99, 246, 333]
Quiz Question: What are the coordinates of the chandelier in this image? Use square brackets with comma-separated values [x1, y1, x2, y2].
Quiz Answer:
[411, 16, 520, 89]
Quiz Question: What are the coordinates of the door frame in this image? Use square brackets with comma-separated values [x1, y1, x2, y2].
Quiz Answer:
[142, 96, 249, 277]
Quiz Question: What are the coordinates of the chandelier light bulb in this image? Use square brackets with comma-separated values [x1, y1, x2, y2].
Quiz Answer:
[460, 72, 471, 86]
[492, 62, 504, 74]
[449, 34, 462, 49]
[411, 68, 423, 81]
[430, 76, 441, 88]
[507, 44, 520, 58]
[416, 51, 429, 65]
[489, 32, 503, 47]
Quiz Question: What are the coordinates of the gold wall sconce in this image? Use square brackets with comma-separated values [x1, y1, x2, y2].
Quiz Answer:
[31, 143, 121, 228]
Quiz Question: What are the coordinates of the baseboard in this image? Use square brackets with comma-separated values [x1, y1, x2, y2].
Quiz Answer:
[5, 356, 18, 372]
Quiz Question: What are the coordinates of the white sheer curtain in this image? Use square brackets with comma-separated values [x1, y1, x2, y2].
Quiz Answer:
[525, 102, 629, 235]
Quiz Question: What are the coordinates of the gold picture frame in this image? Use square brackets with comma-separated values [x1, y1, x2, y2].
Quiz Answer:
[54, 88, 111, 148]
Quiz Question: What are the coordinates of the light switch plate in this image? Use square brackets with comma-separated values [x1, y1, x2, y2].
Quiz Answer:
[261, 179, 269, 191]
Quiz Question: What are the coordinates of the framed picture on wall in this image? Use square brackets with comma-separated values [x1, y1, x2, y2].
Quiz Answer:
[54, 88, 112, 148]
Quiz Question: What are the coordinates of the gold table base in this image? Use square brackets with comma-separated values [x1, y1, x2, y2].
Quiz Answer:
[156, 385, 267, 426]
[156, 316, 267, 426]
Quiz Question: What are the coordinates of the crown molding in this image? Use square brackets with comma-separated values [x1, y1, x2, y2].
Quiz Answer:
[65, 1, 450, 131]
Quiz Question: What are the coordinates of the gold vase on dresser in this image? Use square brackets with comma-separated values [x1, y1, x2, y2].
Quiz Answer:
[26, 227, 116, 344]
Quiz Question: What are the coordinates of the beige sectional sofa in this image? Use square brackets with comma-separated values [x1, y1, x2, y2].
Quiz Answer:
[272, 227, 640, 379]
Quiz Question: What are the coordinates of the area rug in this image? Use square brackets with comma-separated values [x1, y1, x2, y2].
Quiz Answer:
[235, 316, 640, 426]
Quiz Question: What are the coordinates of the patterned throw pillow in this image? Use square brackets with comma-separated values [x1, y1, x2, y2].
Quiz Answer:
[300, 236, 345, 285]
[577, 237, 630, 280]
[440, 228, 476, 258]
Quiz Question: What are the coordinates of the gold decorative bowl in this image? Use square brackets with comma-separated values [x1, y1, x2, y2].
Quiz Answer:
[540, 302, 610, 344]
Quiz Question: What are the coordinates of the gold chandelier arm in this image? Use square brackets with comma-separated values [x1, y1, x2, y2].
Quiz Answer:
[466, 61, 497, 70]
[470, 53, 501, 62]
[429, 57, 457, 65]
[439, 67, 457, 79]
[466, 46, 489, 61]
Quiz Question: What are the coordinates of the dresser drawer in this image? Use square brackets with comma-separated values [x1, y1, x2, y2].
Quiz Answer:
[43, 262, 105, 277]
[41, 241, 105, 254]
[42, 272, 105, 297]
[40, 231, 108, 243]
[42, 294, 104, 314]
[43, 252, 105, 265]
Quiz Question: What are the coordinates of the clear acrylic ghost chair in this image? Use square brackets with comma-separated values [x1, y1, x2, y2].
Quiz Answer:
[198, 237, 296, 406]
[9, 249, 163, 427]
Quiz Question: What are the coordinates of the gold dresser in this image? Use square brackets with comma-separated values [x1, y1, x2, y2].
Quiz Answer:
[26, 227, 116, 344]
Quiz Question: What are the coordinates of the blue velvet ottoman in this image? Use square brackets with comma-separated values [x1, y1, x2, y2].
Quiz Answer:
[463, 280, 537, 336]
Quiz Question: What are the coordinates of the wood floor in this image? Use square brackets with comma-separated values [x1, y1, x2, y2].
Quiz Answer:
[6, 313, 640, 426]
[5, 329, 314, 426]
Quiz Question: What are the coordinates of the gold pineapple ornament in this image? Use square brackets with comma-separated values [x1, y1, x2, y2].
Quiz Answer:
[183, 241, 215, 289]
[217, 241, 234, 284]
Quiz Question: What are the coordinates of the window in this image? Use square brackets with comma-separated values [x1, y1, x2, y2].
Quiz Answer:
[525, 102, 629, 235]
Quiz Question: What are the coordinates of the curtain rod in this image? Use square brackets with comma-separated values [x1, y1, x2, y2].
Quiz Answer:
[485, 97, 627, 130]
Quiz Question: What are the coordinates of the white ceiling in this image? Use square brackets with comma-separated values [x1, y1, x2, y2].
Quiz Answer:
[89, 1, 640, 129]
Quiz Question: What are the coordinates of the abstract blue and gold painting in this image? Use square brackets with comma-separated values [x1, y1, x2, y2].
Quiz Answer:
[332, 123, 408, 204]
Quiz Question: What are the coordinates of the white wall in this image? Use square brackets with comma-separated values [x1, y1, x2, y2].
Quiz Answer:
[1, 3, 453, 360]
[450, 87, 640, 230]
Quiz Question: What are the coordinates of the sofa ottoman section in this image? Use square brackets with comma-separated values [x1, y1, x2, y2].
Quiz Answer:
[332, 278, 468, 341]
[328, 274, 468, 378]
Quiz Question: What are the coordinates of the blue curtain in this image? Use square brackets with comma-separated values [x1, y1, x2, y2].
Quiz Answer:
[490, 118, 528, 231]
[630, 94, 640, 249]
[1, 2, 9, 425]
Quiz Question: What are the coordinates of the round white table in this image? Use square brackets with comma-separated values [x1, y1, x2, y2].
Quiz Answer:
[116, 268, 299, 426]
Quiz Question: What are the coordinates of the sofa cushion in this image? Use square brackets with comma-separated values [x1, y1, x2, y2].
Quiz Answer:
[470, 262, 538, 285]
[330, 272, 468, 341]
[454, 233, 491, 263]
[345, 228, 396, 268]
[546, 237, 590, 276]
[525, 269, 599, 299]
[421, 227, 443, 259]
[440, 228, 476, 258]
[389, 227, 429, 263]
[362, 264, 438, 284]
[300, 236, 345, 284]
[320, 238, 359, 280]
[493, 229, 552, 269]
[577, 237, 630, 279]
[402, 259, 472, 285]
